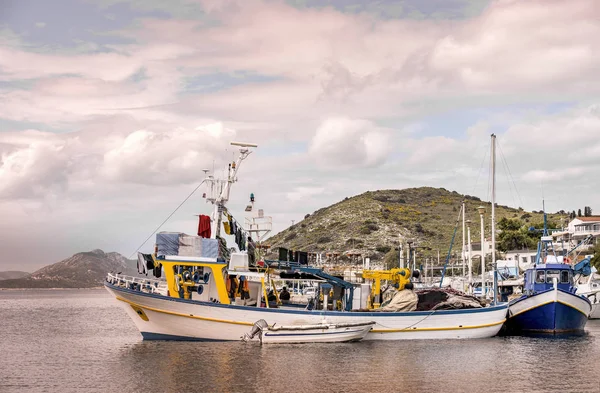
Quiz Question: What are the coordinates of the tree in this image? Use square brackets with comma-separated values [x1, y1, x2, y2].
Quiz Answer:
[496, 217, 538, 252]
[578, 209, 582, 217]
[498, 217, 523, 231]
[498, 230, 535, 252]
[584, 206, 593, 217]
[570, 210, 576, 220]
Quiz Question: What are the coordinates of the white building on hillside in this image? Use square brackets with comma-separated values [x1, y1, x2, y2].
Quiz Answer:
[568, 216, 600, 240]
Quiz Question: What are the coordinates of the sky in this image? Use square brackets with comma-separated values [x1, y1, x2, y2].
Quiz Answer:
[1, 0, 599, 271]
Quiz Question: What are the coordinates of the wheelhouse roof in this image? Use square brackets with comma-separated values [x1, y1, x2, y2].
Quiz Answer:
[528, 263, 572, 270]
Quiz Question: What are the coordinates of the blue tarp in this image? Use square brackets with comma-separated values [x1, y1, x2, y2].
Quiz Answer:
[156, 232, 219, 259]
[201, 238, 219, 258]
[156, 232, 181, 256]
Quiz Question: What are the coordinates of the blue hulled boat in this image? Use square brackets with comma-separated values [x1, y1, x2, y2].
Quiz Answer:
[505, 221, 591, 334]
[506, 262, 591, 333]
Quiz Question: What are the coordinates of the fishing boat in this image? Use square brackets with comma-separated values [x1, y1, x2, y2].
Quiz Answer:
[575, 261, 600, 319]
[504, 225, 592, 333]
[241, 319, 375, 344]
[589, 300, 600, 320]
[105, 141, 508, 341]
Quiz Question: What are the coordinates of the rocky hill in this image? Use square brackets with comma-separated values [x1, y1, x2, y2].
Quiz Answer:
[0, 271, 29, 280]
[264, 187, 564, 264]
[0, 250, 137, 289]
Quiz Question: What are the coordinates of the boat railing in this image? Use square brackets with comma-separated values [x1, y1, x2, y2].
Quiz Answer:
[106, 273, 168, 295]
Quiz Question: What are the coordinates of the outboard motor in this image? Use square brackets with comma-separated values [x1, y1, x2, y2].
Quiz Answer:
[241, 319, 269, 343]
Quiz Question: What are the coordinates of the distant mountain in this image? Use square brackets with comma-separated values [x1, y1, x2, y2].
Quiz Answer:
[0, 271, 29, 280]
[264, 187, 563, 264]
[0, 249, 138, 289]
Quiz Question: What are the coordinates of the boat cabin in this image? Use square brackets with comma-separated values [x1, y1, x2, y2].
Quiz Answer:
[523, 263, 575, 295]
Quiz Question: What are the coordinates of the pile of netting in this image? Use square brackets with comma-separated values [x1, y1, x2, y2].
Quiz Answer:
[415, 287, 485, 311]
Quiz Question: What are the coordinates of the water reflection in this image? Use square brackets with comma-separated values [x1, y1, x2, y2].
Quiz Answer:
[2, 290, 600, 393]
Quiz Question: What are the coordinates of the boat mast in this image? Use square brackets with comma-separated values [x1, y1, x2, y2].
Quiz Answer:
[206, 141, 257, 239]
[467, 220, 473, 293]
[491, 134, 498, 305]
[462, 200, 466, 278]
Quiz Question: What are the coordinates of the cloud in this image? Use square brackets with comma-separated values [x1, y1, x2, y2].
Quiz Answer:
[2, 0, 599, 131]
[286, 186, 326, 202]
[0, 122, 237, 199]
[309, 117, 391, 169]
[102, 123, 236, 184]
[0, 135, 71, 199]
[1, 0, 600, 270]
[428, 0, 600, 93]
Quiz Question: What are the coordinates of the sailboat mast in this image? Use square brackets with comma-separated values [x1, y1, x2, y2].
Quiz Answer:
[462, 200, 466, 278]
[491, 134, 498, 305]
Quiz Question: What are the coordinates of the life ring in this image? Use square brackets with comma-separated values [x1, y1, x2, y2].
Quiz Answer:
[565, 257, 572, 264]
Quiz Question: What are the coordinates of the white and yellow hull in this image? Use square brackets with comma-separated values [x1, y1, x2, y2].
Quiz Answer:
[106, 283, 508, 341]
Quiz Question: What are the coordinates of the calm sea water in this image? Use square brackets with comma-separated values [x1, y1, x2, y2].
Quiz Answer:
[1, 289, 599, 393]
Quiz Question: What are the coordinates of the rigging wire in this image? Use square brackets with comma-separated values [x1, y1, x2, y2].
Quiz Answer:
[498, 144, 518, 209]
[497, 139, 524, 208]
[439, 204, 464, 288]
[128, 180, 206, 259]
[470, 143, 489, 198]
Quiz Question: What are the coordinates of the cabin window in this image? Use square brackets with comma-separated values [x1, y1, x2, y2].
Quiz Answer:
[560, 270, 570, 284]
[535, 270, 545, 283]
[546, 270, 560, 284]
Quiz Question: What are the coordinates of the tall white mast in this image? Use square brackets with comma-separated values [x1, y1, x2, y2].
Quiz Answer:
[478, 206, 486, 300]
[205, 141, 257, 239]
[467, 220, 473, 294]
[462, 200, 466, 278]
[491, 134, 497, 305]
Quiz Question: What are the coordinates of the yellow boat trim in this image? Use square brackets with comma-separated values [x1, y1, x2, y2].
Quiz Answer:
[117, 296, 506, 332]
[370, 319, 506, 333]
[116, 296, 253, 326]
[557, 300, 590, 317]
[510, 299, 589, 318]
[510, 300, 554, 318]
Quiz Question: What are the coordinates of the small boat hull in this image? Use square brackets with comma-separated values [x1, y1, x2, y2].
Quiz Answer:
[506, 288, 591, 333]
[246, 321, 375, 344]
[589, 302, 600, 320]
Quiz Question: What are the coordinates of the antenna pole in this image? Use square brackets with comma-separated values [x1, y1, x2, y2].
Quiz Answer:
[204, 142, 257, 239]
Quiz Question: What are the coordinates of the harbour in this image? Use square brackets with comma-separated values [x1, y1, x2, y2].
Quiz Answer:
[2, 0, 599, 392]
[2, 289, 600, 393]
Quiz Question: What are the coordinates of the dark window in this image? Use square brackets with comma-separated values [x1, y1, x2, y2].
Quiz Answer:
[546, 270, 560, 284]
[560, 270, 570, 284]
[536, 270, 545, 283]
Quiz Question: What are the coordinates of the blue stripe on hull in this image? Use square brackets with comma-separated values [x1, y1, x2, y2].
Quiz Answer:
[507, 301, 588, 333]
[140, 332, 225, 341]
